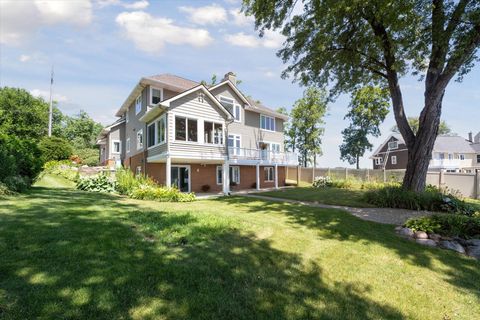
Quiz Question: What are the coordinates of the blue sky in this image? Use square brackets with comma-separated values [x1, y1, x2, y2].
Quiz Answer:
[1, 0, 479, 168]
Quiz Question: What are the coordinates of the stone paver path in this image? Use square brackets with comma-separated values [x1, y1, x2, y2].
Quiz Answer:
[241, 194, 435, 225]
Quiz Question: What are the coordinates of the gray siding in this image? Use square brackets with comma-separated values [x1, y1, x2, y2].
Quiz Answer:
[168, 91, 227, 157]
[210, 84, 285, 151]
[124, 87, 148, 158]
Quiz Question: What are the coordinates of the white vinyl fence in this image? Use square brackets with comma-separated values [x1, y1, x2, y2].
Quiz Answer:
[286, 166, 480, 199]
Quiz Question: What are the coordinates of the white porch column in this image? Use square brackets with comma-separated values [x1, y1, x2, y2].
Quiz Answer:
[274, 164, 279, 189]
[166, 156, 171, 187]
[256, 163, 260, 190]
[223, 161, 230, 194]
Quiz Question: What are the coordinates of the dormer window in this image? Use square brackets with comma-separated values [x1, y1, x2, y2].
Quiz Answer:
[388, 141, 398, 150]
[150, 87, 163, 105]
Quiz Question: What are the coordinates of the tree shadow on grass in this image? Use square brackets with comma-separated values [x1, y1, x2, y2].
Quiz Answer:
[217, 196, 480, 302]
[0, 188, 404, 319]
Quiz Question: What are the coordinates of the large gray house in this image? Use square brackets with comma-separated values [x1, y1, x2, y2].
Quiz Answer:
[97, 72, 298, 193]
[371, 132, 480, 172]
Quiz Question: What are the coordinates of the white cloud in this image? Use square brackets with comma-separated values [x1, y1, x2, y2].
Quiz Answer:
[31, 89, 68, 102]
[116, 11, 213, 54]
[179, 4, 227, 25]
[123, 0, 149, 10]
[19, 55, 31, 62]
[0, 0, 92, 46]
[225, 30, 285, 49]
[97, 0, 149, 10]
[229, 8, 254, 26]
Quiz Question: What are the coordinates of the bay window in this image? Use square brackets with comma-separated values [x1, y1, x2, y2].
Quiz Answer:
[157, 116, 166, 144]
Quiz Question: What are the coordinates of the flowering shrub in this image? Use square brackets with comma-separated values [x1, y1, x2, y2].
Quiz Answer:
[312, 176, 332, 188]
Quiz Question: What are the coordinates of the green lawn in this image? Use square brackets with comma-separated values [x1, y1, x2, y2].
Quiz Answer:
[0, 182, 479, 319]
[260, 187, 374, 207]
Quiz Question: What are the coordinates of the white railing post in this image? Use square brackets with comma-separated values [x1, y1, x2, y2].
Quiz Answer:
[166, 156, 171, 187]
[274, 164, 278, 189]
[256, 163, 260, 190]
[223, 161, 230, 194]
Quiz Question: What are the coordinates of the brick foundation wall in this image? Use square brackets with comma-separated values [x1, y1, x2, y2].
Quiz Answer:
[190, 164, 223, 193]
[146, 163, 166, 186]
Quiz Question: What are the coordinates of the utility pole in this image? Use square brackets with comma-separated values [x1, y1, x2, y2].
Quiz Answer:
[48, 65, 54, 136]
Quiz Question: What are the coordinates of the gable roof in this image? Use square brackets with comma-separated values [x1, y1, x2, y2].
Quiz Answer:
[96, 118, 125, 144]
[115, 74, 199, 117]
[433, 135, 476, 153]
[246, 97, 289, 120]
[139, 85, 234, 123]
[371, 133, 405, 157]
[209, 80, 251, 106]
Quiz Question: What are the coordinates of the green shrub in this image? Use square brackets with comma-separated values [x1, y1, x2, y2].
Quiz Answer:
[0, 182, 14, 195]
[362, 185, 477, 215]
[42, 160, 79, 182]
[115, 168, 156, 195]
[312, 176, 332, 188]
[76, 175, 116, 193]
[39, 136, 73, 162]
[74, 148, 100, 166]
[405, 215, 480, 238]
[3, 175, 30, 193]
[129, 185, 195, 202]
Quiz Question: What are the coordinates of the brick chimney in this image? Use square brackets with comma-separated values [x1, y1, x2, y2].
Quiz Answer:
[468, 132, 473, 142]
[223, 72, 237, 85]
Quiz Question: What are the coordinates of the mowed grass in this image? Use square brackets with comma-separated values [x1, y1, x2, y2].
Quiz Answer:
[0, 183, 479, 319]
[33, 173, 76, 189]
[260, 186, 374, 207]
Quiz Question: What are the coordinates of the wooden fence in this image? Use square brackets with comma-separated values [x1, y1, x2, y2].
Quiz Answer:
[286, 166, 480, 199]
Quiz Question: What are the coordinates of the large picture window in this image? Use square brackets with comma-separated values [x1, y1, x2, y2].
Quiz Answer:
[228, 134, 241, 155]
[175, 117, 186, 141]
[175, 116, 197, 142]
[204, 121, 223, 144]
[260, 115, 275, 131]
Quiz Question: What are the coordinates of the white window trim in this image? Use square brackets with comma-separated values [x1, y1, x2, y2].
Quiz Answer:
[391, 155, 397, 165]
[260, 114, 275, 132]
[219, 95, 241, 123]
[111, 140, 121, 154]
[388, 141, 398, 150]
[261, 140, 281, 152]
[150, 86, 164, 105]
[146, 122, 156, 149]
[459, 154, 465, 160]
[173, 115, 199, 143]
[137, 129, 144, 150]
[135, 95, 142, 115]
[230, 166, 240, 184]
[146, 114, 167, 150]
[264, 167, 274, 182]
[216, 165, 223, 185]
[375, 158, 383, 165]
[126, 137, 131, 153]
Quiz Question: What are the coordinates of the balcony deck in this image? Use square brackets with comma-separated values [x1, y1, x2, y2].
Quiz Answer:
[228, 147, 298, 166]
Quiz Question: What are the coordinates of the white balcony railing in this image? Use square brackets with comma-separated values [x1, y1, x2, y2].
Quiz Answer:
[430, 159, 461, 168]
[228, 147, 299, 165]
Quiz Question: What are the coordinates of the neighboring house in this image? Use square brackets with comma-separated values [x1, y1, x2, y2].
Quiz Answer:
[97, 72, 298, 193]
[96, 118, 126, 167]
[371, 132, 480, 172]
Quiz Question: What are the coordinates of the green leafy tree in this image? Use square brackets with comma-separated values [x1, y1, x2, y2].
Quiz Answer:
[243, 0, 480, 192]
[276, 106, 295, 152]
[39, 136, 73, 162]
[290, 87, 328, 167]
[63, 110, 103, 149]
[340, 86, 390, 169]
[391, 117, 451, 135]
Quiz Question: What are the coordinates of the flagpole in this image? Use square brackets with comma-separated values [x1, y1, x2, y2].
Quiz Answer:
[48, 65, 54, 137]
